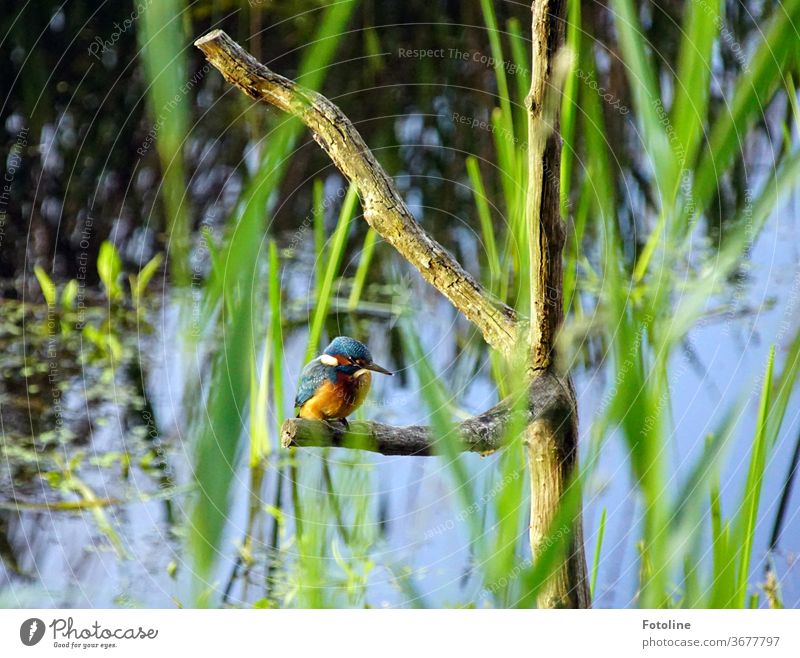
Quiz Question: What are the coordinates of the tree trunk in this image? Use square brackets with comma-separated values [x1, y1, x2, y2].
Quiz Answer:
[524, 0, 590, 607]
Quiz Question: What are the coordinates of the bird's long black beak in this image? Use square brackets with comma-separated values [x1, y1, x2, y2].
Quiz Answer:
[366, 362, 393, 375]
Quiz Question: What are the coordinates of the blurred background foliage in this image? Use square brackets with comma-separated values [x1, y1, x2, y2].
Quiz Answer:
[1, 0, 800, 608]
[5, 0, 781, 287]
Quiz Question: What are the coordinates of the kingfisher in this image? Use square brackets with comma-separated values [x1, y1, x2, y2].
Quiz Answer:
[294, 336, 392, 423]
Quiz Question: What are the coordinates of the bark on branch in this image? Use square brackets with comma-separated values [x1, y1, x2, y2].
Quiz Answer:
[194, 29, 521, 358]
[523, 0, 590, 608]
[283, 409, 507, 457]
[282, 373, 572, 456]
[527, 0, 567, 370]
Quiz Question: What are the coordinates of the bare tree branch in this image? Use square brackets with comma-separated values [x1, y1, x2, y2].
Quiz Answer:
[282, 412, 506, 457]
[282, 373, 572, 456]
[194, 29, 521, 358]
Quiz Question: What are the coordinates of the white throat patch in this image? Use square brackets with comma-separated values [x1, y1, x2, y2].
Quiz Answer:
[319, 354, 339, 367]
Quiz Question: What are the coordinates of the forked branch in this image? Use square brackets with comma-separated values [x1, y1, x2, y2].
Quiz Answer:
[195, 19, 589, 609]
[282, 373, 572, 456]
[194, 30, 521, 358]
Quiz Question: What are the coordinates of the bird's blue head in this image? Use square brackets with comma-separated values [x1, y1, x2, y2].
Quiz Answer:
[321, 336, 392, 376]
[324, 336, 371, 362]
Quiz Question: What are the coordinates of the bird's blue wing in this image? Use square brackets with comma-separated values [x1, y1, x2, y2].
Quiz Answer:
[294, 359, 335, 407]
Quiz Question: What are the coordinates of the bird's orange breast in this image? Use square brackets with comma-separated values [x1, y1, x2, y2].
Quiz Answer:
[298, 371, 372, 420]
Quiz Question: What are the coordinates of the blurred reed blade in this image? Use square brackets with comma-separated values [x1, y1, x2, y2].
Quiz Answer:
[139, 0, 190, 285]
[490, 108, 520, 231]
[669, 0, 718, 182]
[269, 241, 286, 429]
[506, 18, 530, 114]
[768, 324, 800, 552]
[466, 156, 501, 290]
[694, 0, 800, 210]
[732, 348, 775, 608]
[559, 0, 580, 220]
[296, 69, 360, 552]
[200, 0, 360, 324]
[188, 1, 358, 604]
[467, 153, 510, 395]
[479, 0, 515, 148]
[485, 443, 526, 606]
[265, 240, 288, 596]
[313, 179, 326, 304]
[188, 295, 252, 604]
[33, 265, 56, 307]
[664, 406, 742, 607]
[609, 0, 679, 201]
[249, 328, 272, 467]
[400, 322, 479, 539]
[480, 0, 522, 235]
[576, 31, 620, 261]
[304, 183, 358, 362]
[765, 323, 800, 443]
[632, 0, 719, 282]
[709, 474, 735, 607]
[668, 148, 800, 346]
[477, 353, 530, 605]
[590, 507, 607, 598]
[347, 228, 378, 311]
[770, 428, 800, 553]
